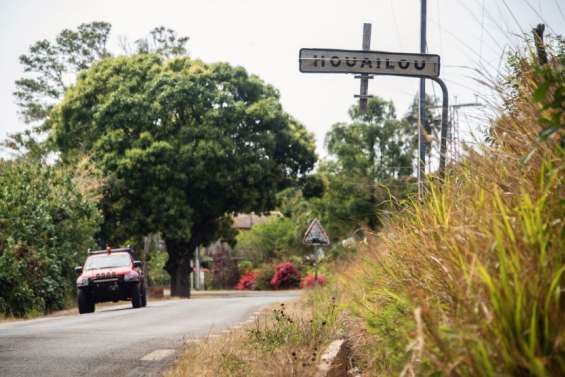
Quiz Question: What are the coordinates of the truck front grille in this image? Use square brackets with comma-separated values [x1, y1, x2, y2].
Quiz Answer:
[95, 271, 117, 279]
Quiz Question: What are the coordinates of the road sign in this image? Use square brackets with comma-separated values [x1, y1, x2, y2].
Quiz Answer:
[299, 48, 440, 78]
[303, 219, 330, 246]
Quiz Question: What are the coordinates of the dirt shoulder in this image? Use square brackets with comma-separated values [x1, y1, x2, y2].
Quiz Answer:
[164, 288, 339, 377]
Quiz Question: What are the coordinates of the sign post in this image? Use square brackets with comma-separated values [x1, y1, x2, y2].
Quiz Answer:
[303, 219, 330, 284]
[299, 25, 449, 181]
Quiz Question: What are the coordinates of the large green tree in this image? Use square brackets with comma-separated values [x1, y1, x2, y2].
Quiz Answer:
[325, 97, 416, 229]
[14, 22, 112, 125]
[14, 22, 188, 125]
[50, 54, 316, 296]
[7, 22, 188, 156]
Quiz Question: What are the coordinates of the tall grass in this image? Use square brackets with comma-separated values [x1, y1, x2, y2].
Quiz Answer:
[338, 39, 564, 376]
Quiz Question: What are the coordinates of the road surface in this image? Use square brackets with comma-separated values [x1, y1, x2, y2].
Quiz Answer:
[0, 291, 299, 377]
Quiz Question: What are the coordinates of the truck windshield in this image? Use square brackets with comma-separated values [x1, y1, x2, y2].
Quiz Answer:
[84, 253, 131, 270]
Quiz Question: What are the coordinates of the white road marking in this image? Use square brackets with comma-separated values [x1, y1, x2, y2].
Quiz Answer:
[140, 349, 175, 361]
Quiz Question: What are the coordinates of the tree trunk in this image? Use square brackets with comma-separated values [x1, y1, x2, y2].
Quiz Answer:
[164, 239, 195, 298]
[170, 258, 191, 297]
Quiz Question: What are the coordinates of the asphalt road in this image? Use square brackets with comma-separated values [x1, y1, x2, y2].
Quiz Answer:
[0, 291, 299, 377]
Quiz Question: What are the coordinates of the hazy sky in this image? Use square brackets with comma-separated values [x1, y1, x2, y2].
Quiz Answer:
[1, 0, 564, 157]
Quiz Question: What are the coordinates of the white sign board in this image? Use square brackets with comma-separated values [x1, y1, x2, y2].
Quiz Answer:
[303, 219, 330, 246]
[299, 48, 440, 78]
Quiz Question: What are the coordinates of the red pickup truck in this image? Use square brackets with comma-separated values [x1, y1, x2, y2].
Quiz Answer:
[75, 247, 147, 314]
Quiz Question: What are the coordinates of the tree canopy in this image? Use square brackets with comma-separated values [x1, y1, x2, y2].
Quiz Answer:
[14, 22, 189, 126]
[324, 97, 416, 229]
[49, 54, 317, 296]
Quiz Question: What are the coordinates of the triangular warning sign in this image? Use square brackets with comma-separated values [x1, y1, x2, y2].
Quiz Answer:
[303, 218, 330, 246]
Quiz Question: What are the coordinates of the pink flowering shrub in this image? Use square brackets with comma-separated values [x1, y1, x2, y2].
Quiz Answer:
[235, 271, 257, 290]
[300, 274, 328, 288]
[270, 262, 301, 289]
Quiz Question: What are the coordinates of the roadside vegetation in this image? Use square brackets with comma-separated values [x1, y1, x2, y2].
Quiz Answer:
[317, 35, 564, 376]
[166, 31, 564, 377]
[0, 158, 101, 317]
[227, 95, 423, 292]
[2, 22, 422, 316]
[1, 21, 317, 314]
[166, 288, 339, 377]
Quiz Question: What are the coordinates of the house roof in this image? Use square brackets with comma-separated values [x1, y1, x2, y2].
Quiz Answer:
[232, 212, 281, 230]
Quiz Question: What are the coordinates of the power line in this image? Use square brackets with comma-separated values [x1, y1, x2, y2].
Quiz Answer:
[465, 0, 516, 46]
[427, 16, 502, 74]
[501, 0, 525, 35]
[479, 0, 486, 65]
[520, 0, 556, 34]
[389, 0, 403, 49]
[454, 0, 506, 51]
[494, 1, 514, 37]
[436, 0, 443, 55]
[555, 0, 565, 23]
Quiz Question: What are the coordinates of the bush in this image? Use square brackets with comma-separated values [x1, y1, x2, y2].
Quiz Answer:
[235, 272, 257, 290]
[0, 159, 101, 317]
[234, 217, 304, 265]
[146, 250, 170, 286]
[255, 264, 275, 290]
[238, 260, 253, 273]
[301, 274, 327, 288]
[288, 255, 307, 275]
[271, 262, 301, 290]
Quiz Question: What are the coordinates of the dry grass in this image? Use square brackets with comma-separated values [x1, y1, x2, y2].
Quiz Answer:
[332, 42, 564, 376]
[165, 292, 339, 377]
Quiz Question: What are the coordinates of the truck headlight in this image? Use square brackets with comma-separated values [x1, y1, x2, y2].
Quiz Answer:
[77, 277, 89, 287]
[124, 271, 139, 282]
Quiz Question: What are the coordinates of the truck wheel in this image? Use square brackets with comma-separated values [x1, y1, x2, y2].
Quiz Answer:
[141, 286, 147, 307]
[131, 284, 142, 308]
[78, 289, 95, 314]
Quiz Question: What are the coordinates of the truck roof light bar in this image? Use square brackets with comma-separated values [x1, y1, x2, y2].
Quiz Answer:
[88, 246, 134, 255]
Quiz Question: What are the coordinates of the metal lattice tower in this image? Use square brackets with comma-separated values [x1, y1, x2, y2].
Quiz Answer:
[433, 97, 482, 164]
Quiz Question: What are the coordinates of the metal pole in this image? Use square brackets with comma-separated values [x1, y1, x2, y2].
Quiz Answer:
[418, 0, 427, 197]
[143, 236, 149, 288]
[194, 246, 201, 290]
[431, 77, 449, 180]
[314, 257, 318, 284]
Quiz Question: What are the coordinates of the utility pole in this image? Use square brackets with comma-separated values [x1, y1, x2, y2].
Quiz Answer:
[354, 23, 373, 113]
[418, 0, 427, 198]
[298, 18, 451, 182]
